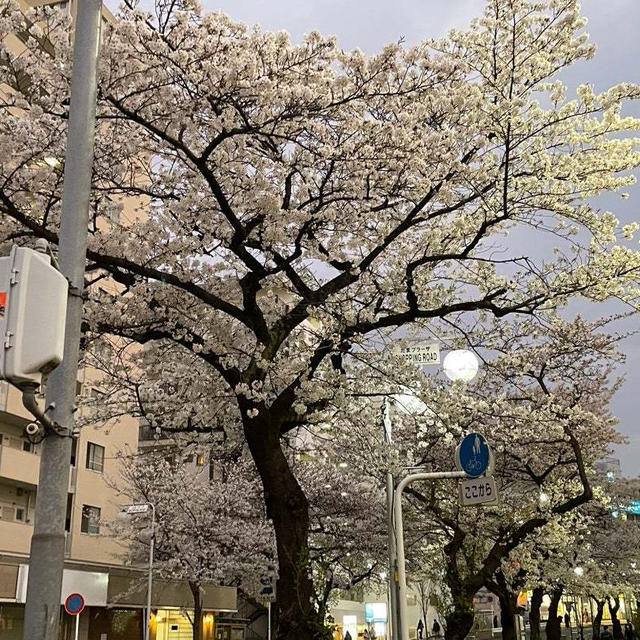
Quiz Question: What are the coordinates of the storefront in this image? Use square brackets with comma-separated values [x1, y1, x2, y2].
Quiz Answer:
[0, 561, 239, 640]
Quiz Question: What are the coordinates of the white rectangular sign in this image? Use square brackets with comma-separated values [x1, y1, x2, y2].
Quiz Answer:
[122, 503, 150, 514]
[17, 566, 108, 605]
[459, 476, 498, 506]
[394, 342, 440, 366]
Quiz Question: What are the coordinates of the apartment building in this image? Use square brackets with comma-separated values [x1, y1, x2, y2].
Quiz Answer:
[0, 377, 239, 640]
[0, 376, 145, 640]
[0, 2, 240, 638]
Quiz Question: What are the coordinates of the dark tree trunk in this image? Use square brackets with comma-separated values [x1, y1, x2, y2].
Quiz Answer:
[486, 571, 519, 640]
[245, 418, 327, 640]
[444, 607, 475, 640]
[545, 587, 563, 640]
[442, 529, 479, 640]
[609, 596, 623, 639]
[592, 597, 606, 640]
[530, 586, 544, 640]
[189, 582, 203, 640]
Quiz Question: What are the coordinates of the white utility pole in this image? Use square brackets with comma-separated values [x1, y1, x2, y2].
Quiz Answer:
[394, 471, 467, 640]
[145, 504, 156, 640]
[383, 399, 401, 640]
[122, 503, 156, 640]
[22, 2, 103, 639]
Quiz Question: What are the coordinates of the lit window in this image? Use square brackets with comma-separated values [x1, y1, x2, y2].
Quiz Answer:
[86, 442, 105, 473]
[81, 505, 101, 534]
[196, 454, 205, 466]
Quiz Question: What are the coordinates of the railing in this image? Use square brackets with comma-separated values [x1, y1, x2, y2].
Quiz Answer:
[0, 381, 8, 412]
[0, 444, 40, 486]
[0, 518, 33, 554]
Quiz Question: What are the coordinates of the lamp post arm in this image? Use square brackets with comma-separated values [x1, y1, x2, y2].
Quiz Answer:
[394, 471, 467, 640]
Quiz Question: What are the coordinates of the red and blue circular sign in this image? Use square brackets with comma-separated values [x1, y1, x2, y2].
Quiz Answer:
[64, 593, 85, 616]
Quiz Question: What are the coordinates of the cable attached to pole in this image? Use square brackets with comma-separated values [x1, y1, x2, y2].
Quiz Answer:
[21, 382, 70, 438]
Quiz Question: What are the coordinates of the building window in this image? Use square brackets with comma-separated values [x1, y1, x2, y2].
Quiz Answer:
[15, 507, 24, 522]
[65, 494, 73, 532]
[86, 442, 105, 473]
[81, 505, 100, 534]
[196, 454, 205, 466]
[0, 506, 14, 521]
[23, 440, 35, 453]
[70, 438, 77, 466]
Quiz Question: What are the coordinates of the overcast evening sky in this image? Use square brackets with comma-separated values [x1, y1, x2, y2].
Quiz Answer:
[106, 0, 640, 475]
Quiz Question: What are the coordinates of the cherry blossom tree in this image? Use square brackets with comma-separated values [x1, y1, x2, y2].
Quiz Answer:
[474, 475, 640, 640]
[292, 446, 389, 618]
[338, 314, 627, 640]
[571, 479, 640, 640]
[112, 450, 275, 640]
[1, 0, 639, 636]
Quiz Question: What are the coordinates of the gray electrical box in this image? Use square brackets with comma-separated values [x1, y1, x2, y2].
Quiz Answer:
[0, 246, 68, 387]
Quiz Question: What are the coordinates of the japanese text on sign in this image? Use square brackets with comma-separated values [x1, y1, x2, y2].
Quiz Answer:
[395, 342, 440, 366]
[459, 476, 498, 506]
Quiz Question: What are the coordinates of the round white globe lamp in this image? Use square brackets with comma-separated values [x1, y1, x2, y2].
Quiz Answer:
[442, 349, 479, 382]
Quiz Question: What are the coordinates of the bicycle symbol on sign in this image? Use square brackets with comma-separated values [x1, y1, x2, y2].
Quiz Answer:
[466, 457, 484, 473]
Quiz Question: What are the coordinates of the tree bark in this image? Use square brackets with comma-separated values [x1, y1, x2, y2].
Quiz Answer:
[486, 571, 519, 640]
[545, 587, 563, 640]
[530, 586, 544, 640]
[245, 418, 328, 640]
[609, 596, 623, 640]
[444, 607, 475, 640]
[189, 582, 203, 640]
[592, 597, 606, 640]
[442, 531, 477, 640]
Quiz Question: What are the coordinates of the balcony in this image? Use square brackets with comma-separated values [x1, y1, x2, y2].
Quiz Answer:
[0, 519, 33, 555]
[0, 445, 40, 486]
[1, 383, 35, 422]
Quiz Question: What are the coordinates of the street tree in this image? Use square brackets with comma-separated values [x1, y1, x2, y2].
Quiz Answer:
[1, 0, 639, 636]
[293, 444, 389, 618]
[496, 476, 640, 640]
[347, 314, 627, 640]
[112, 451, 275, 640]
[573, 479, 640, 640]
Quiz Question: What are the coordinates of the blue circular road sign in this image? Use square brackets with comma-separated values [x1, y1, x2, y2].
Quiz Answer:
[456, 433, 491, 478]
[64, 593, 85, 616]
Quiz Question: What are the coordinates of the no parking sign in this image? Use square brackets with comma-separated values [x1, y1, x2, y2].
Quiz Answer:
[64, 592, 85, 616]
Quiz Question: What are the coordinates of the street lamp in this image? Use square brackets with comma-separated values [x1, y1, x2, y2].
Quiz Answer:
[442, 349, 479, 382]
[393, 348, 480, 640]
[122, 502, 155, 640]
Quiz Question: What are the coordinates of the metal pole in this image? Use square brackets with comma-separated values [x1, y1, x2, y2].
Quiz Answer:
[268, 601, 272, 640]
[74, 614, 79, 640]
[383, 399, 400, 640]
[394, 471, 467, 640]
[386, 471, 399, 640]
[146, 504, 155, 640]
[22, 3, 103, 640]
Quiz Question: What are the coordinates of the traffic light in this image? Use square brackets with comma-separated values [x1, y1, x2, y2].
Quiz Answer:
[0, 245, 68, 387]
